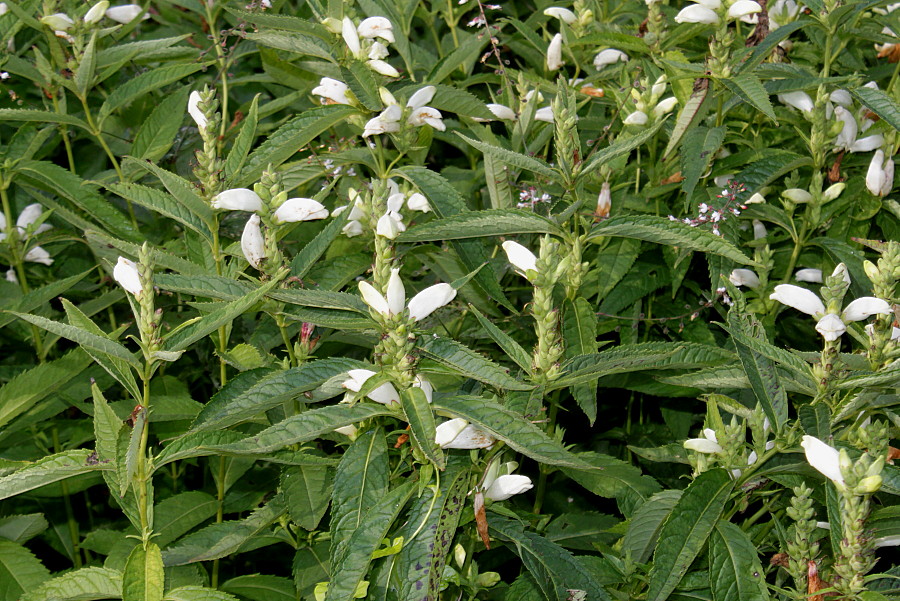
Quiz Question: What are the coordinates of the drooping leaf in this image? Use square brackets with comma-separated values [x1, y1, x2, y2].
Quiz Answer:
[708, 521, 769, 601]
[131, 85, 193, 161]
[456, 134, 558, 180]
[417, 336, 532, 391]
[400, 386, 444, 469]
[7, 312, 140, 368]
[21, 567, 122, 601]
[398, 209, 562, 242]
[0, 540, 51, 601]
[122, 542, 164, 601]
[0, 450, 112, 501]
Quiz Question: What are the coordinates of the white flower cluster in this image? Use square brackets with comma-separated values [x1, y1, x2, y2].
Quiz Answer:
[40, 1, 147, 40]
[622, 75, 677, 127]
[1, 204, 53, 275]
[362, 86, 445, 137]
[332, 180, 431, 239]
[358, 268, 457, 323]
[675, 0, 762, 24]
[341, 16, 399, 77]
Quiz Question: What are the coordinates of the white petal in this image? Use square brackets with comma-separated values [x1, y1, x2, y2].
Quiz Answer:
[358, 16, 394, 42]
[24, 246, 53, 265]
[543, 6, 577, 23]
[867, 150, 887, 196]
[406, 192, 431, 212]
[794, 268, 823, 283]
[113, 256, 142, 298]
[343, 369, 376, 392]
[830, 89, 852, 107]
[311, 77, 352, 105]
[408, 106, 444, 128]
[782, 188, 813, 203]
[547, 33, 564, 71]
[273, 198, 329, 223]
[212, 188, 263, 212]
[850, 134, 885, 153]
[534, 106, 554, 122]
[387, 193, 406, 213]
[684, 438, 723, 453]
[674, 5, 719, 23]
[435, 418, 469, 447]
[623, 110, 648, 126]
[729, 268, 760, 289]
[407, 283, 456, 321]
[833, 106, 858, 150]
[367, 381, 400, 405]
[593, 49, 628, 69]
[769, 284, 825, 315]
[368, 41, 389, 60]
[188, 91, 207, 130]
[84, 1, 109, 24]
[105, 4, 146, 23]
[367, 59, 399, 77]
[359, 281, 390, 316]
[342, 17, 361, 55]
[653, 97, 678, 117]
[407, 86, 436, 110]
[486, 103, 517, 121]
[442, 424, 495, 449]
[414, 375, 433, 403]
[501, 240, 538, 276]
[815, 314, 846, 341]
[386, 268, 406, 315]
[801, 435, 845, 486]
[778, 91, 814, 113]
[484, 474, 533, 501]
[342, 220, 364, 237]
[727, 0, 762, 19]
[842, 297, 892, 322]
[40, 13, 74, 30]
[16, 203, 43, 230]
[752, 219, 767, 239]
[240, 215, 265, 269]
[375, 211, 405, 239]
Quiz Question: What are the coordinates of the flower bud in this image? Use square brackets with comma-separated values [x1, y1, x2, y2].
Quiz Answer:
[543, 6, 576, 23]
[782, 188, 813, 203]
[113, 257, 142, 298]
[240, 215, 265, 269]
[273, 198, 329, 223]
[593, 49, 628, 69]
[40, 13, 74, 30]
[321, 17, 343, 33]
[801, 435, 845, 488]
[105, 4, 146, 24]
[84, 1, 109, 24]
[856, 475, 883, 494]
[546, 33, 564, 71]
[187, 91, 208, 131]
[501, 241, 538, 278]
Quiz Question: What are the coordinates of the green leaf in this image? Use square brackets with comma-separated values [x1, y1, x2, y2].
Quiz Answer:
[92, 383, 123, 475]
[680, 126, 725, 200]
[131, 86, 193, 161]
[429, 84, 495, 120]
[121, 408, 147, 497]
[99, 63, 208, 121]
[553, 343, 683, 390]
[647, 469, 733, 601]
[21, 567, 122, 601]
[708, 521, 769, 601]
[153, 491, 218, 547]
[562, 298, 599, 423]
[109, 182, 211, 239]
[588, 215, 757, 266]
[224, 94, 260, 184]
[489, 516, 612, 601]
[74, 33, 98, 98]
[469, 304, 532, 372]
[426, 35, 488, 83]
[290, 207, 349, 279]
[564, 451, 662, 501]
[125, 159, 214, 228]
[164, 587, 239, 601]
[221, 575, 296, 601]
[0, 109, 90, 131]
[0, 514, 50, 544]
[434, 396, 589, 469]
[401, 386, 443, 469]
[123, 543, 164, 601]
[0, 349, 92, 430]
[163, 273, 286, 352]
[239, 105, 358, 186]
[397, 458, 470, 601]
[342, 62, 381, 111]
[282, 464, 333, 532]
[325, 482, 415, 601]
[417, 337, 532, 391]
[663, 79, 710, 160]
[721, 74, 776, 122]
[456, 133, 557, 180]
[162, 497, 287, 566]
[596, 238, 642, 299]
[582, 118, 668, 174]
[0, 540, 50, 600]
[85, 229, 208, 277]
[7, 311, 140, 367]
[330, 429, 389, 555]
[622, 490, 683, 563]
[243, 31, 335, 61]
[850, 85, 900, 132]
[398, 209, 561, 242]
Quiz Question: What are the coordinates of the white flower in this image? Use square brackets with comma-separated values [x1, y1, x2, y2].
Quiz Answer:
[547, 33, 564, 71]
[727, 0, 762, 19]
[653, 96, 678, 117]
[40, 13, 74, 30]
[408, 107, 445, 131]
[375, 211, 405, 239]
[684, 428, 723, 454]
[16, 203, 51, 234]
[113, 257, 142, 298]
[367, 59, 399, 77]
[311, 77, 352, 105]
[334, 425, 358, 437]
[833, 106, 884, 153]
[367, 41, 389, 60]
[778, 91, 814, 113]
[830, 89, 852, 107]
[212, 188, 263, 212]
[437, 419, 495, 449]
[534, 106, 554, 122]
[593, 49, 628, 69]
[342, 369, 400, 405]
[358, 269, 456, 321]
[795, 268, 823, 283]
[387, 193, 406, 213]
[815, 313, 846, 341]
[358, 16, 394, 43]
[273, 198, 329, 223]
[729, 268, 760, 289]
[358, 281, 391, 316]
[5, 269, 16, 283]
[502, 241, 538, 278]
[483, 474, 533, 501]
[770, 284, 826, 315]
[105, 4, 147, 23]
[746, 192, 766, 205]
[187, 92, 207, 130]
[822, 182, 845, 201]
[362, 104, 402, 137]
[483, 103, 517, 121]
[596, 182, 611, 219]
[407, 86, 436, 109]
[406, 193, 431, 212]
[543, 6, 577, 23]
[414, 375, 433, 403]
[435, 418, 469, 447]
[782, 188, 812, 203]
[407, 283, 457, 320]
[801, 435, 845, 488]
[674, 4, 719, 24]
[342, 17, 361, 55]
[752, 219, 767, 239]
[342, 220, 364, 237]
[24, 247, 53, 266]
[623, 110, 648, 126]
[241, 215, 265, 269]
[0, 3, 8, 16]
[842, 297, 892, 321]
[84, 1, 109, 23]
[866, 149, 894, 197]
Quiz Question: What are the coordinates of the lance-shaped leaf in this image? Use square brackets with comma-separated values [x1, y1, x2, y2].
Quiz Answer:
[0, 540, 50, 599]
[163, 586, 240, 601]
[7, 312, 140, 368]
[582, 118, 668, 173]
[153, 491, 218, 547]
[851, 85, 900, 132]
[401, 386, 444, 469]
[552, 343, 683, 390]
[469, 304, 532, 372]
[456, 133, 558, 180]
[131, 85, 193, 162]
[708, 521, 769, 601]
[418, 337, 532, 391]
[398, 209, 562, 242]
[21, 567, 122, 601]
[99, 63, 208, 122]
[123, 542, 164, 601]
[0, 450, 113, 501]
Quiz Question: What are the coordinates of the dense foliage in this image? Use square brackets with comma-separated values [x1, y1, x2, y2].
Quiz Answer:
[1, 0, 900, 600]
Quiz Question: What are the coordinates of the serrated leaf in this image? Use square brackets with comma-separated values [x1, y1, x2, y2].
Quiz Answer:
[564, 451, 662, 500]
[125, 158, 214, 228]
[622, 490, 683, 563]
[398, 208, 561, 242]
[417, 336, 532, 391]
[850, 85, 900, 132]
[99, 63, 208, 121]
[92, 384, 123, 473]
[428, 84, 494, 120]
[283, 464, 333, 531]
[342, 62, 381, 111]
[647, 469, 733, 601]
[721, 74, 776, 121]
[243, 31, 335, 61]
[588, 215, 757, 266]
[85, 229, 208, 276]
[0, 540, 50, 600]
[224, 95, 260, 184]
[469, 304, 531, 372]
[21, 567, 122, 601]
[456, 133, 557, 180]
[0, 514, 50, 544]
[163, 587, 239, 601]
[110, 182, 211, 239]
[663, 79, 710, 160]
[153, 492, 218, 547]
[0, 349, 92, 430]
[131, 86, 192, 161]
[7, 312, 139, 367]
[553, 343, 683, 389]
[162, 496, 286, 566]
[221, 575, 296, 601]
[121, 408, 146, 497]
[290, 207, 349, 279]
[74, 33, 97, 98]
[681, 126, 725, 200]
[708, 521, 769, 601]
[582, 118, 668, 173]
[0, 109, 91, 131]
[401, 386, 443, 469]
[563, 298, 599, 423]
[123, 543, 164, 601]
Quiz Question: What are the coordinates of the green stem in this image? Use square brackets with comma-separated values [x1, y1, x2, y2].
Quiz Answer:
[136, 374, 153, 545]
[53, 427, 83, 568]
[205, 3, 230, 147]
[531, 400, 559, 514]
[781, 224, 808, 284]
[51, 94, 77, 173]
[212, 455, 227, 588]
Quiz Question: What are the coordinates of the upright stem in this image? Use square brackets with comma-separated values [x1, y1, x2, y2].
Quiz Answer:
[51, 95, 77, 173]
[53, 427, 83, 568]
[135, 375, 153, 545]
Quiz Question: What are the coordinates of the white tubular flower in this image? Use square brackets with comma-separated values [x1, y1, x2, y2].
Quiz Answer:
[534, 106, 554, 122]
[769, 284, 826, 315]
[368, 41, 390, 60]
[596, 182, 611, 219]
[16, 203, 51, 234]
[84, 1, 109, 23]
[408, 107, 446, 131]
[342, 369, 400, 405]
[414, 375, 433, 403]
[375, 211, 406, 239]
[543, 6, 577, 23]
[273, 198, 329, 223]
[831, 262, 851, 284]
[485, 103, 517, 121]
[684, 428, 723, 454]
[212, 188, 263, 212]
[406, 193, 431, 212]
[407, 283, 457, 321]
[368, 59, 400, 77]
[782, 188, 813, 203]
[795, 268, 823, 283]
[653, 97, 678, 117]
[187, 91, 207, 130]
[822, 182, 845, 202]
[0, 3, 8, 16]
[407, 86, 436, 109]
[842, 297, 892, 321]
[729, 268, 760, 289]
[483, 474, 533, 501]
[40, 13, 74, 30]
[24, 246, 53, 266]
[311, 77, 352, 105]
[623, 110, 648, 126]
[866, 149, 894, 197]
[674, 4, 719, 23]
[387, 193, 406, 213]
[801, 435, 845, 488]
[830, 89, 852, 107]
[334, 424, 358, 437]
[358, 16, 394, 43]
[651, 75, 667, 98]
[435, 418, 469, 447]
[547, 33, 564, 71]
[727, 0, 762, 19]
[386, 268, 406, 316]
[695, 0, 722, 7]
[778, 91, 814, 113]
[752, 219, 767, 239]
[5, 269, 16, 283]
[342, 17, 361, 55]
[113, 256, 142, 298]
[439, 422, 495, 449]
[362, 104, 402, 137]
[358, 281, 391, 316]
[105, 4, 146, 23]
[593, 49, 628, 69]
[833, 106, 884, 152]
[241, 215, 265, 269]
[815, 314, 846, 341]
[746, 192, 766, 205]
[502, 241, 538, 277]
[343, 220, 364, 237]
